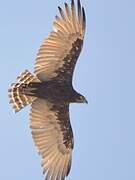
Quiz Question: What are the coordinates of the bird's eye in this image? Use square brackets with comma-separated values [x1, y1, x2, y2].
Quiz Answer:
[80, 96, 83, 100]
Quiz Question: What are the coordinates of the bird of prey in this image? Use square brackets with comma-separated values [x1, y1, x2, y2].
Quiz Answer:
[8, 0, 87, 179]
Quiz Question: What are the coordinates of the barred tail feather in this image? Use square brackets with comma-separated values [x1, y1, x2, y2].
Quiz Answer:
[8, 70, 40, 113]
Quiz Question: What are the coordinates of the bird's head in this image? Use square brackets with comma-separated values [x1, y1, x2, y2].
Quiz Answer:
[76, 94, 88, 104]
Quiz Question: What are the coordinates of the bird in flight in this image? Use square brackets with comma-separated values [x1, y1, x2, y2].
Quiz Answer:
[8, 0, 87, 179]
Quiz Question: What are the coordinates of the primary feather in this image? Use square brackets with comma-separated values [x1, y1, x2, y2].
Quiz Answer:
[35, 0, 86, 82]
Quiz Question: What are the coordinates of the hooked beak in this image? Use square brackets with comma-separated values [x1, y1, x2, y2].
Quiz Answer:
[84, 99, 88, 104]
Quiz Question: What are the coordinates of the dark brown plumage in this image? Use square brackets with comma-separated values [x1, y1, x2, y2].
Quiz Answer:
[8, 0, 87, 179]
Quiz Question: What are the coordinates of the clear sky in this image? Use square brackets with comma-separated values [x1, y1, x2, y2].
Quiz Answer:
[0, 0, 135, 179]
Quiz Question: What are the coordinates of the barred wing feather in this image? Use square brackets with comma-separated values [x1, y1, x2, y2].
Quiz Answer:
[30, 99, 74, 180]
[35, 0, 86, 82]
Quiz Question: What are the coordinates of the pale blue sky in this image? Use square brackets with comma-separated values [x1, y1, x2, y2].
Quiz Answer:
[0, 0, 135, 179]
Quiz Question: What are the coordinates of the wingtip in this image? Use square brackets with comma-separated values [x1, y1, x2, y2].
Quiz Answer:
[77, 0, 81, 8]
[71, 0, 75, 10]
[58, 6, 62, 12]
[82, 6, 86, 30]
[77, 0, 81, 22]
[64, 2, 71, 18]
[71, 0, 75, 6]
[58, 5, 66, 20]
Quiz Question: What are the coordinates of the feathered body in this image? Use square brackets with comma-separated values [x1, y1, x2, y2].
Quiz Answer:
[24, 81, 81, 103]
[8, 0, 87, 180]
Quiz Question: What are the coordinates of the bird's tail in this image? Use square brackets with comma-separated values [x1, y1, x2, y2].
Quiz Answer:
[8, 70, 40, 113]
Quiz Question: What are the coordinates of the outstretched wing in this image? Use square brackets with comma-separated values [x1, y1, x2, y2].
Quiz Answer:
[35, 0, 86, 82]
[30, 98, 74, 180]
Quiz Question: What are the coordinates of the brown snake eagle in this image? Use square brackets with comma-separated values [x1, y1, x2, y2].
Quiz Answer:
[8, 0, 87, 179]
